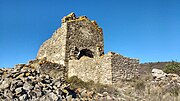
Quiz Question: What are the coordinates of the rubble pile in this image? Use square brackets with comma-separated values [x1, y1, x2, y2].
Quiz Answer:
[0, 60, 119, 101]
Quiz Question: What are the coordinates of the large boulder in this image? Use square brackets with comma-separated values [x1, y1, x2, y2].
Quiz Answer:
[152, 68, 167, 80]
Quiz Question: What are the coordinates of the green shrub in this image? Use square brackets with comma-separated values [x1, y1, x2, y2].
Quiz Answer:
[163, 61, 180, 75]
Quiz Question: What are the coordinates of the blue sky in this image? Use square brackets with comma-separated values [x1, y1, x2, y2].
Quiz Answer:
[0, 0, 180, 67]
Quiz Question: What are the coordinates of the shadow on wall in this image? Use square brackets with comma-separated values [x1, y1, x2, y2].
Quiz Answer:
[77, 49, 94, 59]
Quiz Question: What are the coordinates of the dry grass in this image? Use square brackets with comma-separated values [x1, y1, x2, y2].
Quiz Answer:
[66, 76, 117, 94]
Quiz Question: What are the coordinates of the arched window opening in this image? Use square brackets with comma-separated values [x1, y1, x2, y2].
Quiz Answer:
[77, 49, 94, 59]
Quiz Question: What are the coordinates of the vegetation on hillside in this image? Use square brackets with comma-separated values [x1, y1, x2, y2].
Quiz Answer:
[163, 61, 180, 75]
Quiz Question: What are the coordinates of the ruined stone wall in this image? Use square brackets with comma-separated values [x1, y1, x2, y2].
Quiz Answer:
[68, 54, 112, 85]
[111, 53, 139, 84]
[65, 17, 104, 61]
[37, 23, 68, 66]
[37, 13, 140, 85]
[28, 59, 66, 79]
[68, 52, 139, 85]
[37, 13, 104, 67]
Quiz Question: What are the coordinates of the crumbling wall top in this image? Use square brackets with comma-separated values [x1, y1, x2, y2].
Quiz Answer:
[61, 12, 103, 34]
[61, 12, 88, 23]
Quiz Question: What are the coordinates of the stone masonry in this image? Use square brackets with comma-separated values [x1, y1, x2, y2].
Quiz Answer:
[37, 12, 139, 85]
[37, 12, 104, 67]
[68, 52, 139, 85]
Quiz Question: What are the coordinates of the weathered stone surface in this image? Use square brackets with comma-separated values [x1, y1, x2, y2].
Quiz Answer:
[0, 69, 3, 75]
[34, 89, 42, 97]
[103, 92, 108, 97]
[167, 73, 180, 81]
[49, 92, 59, 101]
[81, 89, 88, 98]
[69, 52, 139, 84]
[29, 59, 66, 79]
[111, 52, 139, 83]
[0, 63, 69, 101]
[15, 87, 23, 95]
[66, 95, 72, 101]
[23, 82, 34, 91]
[152, 68, 167, 79]
[36, 13, 139, 85]
[68, 55, 112, 84]
[0, 80, 10, 89]
[19, 94, 28, 101]
[37, 12, 104, 67]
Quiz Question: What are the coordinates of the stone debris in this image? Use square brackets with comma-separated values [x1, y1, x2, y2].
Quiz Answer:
[151, 68, 180, 99]
[0, 61, 120, 101]
[152, 68, 180, 83]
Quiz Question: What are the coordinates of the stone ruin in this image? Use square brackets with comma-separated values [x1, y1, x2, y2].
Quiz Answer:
[37, 12, 140, 85]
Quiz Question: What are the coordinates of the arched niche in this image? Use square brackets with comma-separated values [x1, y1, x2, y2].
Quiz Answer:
[77, 49, 94, 59]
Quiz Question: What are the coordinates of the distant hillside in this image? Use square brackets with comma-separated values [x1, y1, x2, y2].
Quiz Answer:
[139, 61, 173, 74]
